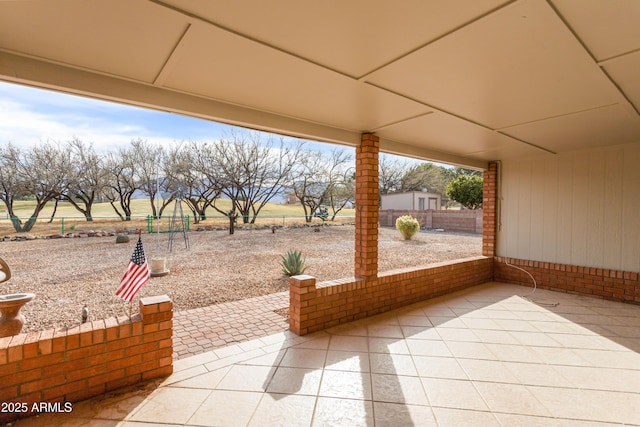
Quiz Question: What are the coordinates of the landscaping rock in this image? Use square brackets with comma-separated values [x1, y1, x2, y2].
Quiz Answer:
[115, 234, 130, 244]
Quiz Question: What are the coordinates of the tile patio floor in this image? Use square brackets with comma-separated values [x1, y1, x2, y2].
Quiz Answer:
[14, 282, 640, 426]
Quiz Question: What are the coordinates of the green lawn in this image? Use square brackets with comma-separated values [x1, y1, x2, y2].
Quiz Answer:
[1, 198, 355, 235]
[8, 198, 353, 218]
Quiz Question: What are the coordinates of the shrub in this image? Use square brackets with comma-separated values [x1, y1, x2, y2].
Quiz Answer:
[281, 249, 307, 276]
[395, 215, 420, 240]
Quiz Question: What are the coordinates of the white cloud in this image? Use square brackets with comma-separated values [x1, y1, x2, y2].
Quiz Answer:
[0, 97, 71, 145]
[0, 83, 187, 152]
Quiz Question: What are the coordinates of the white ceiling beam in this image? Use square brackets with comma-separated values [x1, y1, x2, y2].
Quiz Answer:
[379, 138, 488, 170]
[0, 50, 363, 147]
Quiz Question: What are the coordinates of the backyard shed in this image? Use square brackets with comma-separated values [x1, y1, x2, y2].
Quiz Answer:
[380, 191, 441, 211]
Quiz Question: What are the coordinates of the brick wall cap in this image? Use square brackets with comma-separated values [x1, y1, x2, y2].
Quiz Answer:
[140, 295, 172, 306]
[291, 274, 315, 281]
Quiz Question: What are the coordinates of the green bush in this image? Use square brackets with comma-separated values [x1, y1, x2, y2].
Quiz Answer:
[446, 174, 483, 209]
[281, 249, 307, 276]
[395, 215, 420, 240]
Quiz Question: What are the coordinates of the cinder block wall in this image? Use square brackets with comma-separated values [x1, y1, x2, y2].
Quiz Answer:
[379, 210, 483, 234]
[432, 210, 481, 233]
[290, 257, 493, 335]
[0, 295, 173, 423]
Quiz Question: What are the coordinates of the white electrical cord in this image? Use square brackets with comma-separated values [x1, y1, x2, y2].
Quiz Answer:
[504, 259, 559, 307]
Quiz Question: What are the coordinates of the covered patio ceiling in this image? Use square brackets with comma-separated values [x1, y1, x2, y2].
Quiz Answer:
[1, 0, 639, 168]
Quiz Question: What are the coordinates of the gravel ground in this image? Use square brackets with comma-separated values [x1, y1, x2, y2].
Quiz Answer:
[0, 225, 481, 333]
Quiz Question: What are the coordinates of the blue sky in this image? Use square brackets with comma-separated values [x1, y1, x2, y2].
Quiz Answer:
[0, 81, 430, 169]
[0, 81, 322, 152]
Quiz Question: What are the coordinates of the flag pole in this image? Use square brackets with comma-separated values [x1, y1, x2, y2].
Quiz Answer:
[131, 229, 142, 319]
[116, 229, 150, 315]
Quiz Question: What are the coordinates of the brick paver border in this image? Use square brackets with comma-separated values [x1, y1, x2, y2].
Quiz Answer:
[172, 292, 289, 359]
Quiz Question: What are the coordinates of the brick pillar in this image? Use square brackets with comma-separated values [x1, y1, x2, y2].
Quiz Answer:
[482, 162, 498, 257]
[289, 274, 316, 335]
[355, 133, 379, 280]
[137, 295, 174, 378]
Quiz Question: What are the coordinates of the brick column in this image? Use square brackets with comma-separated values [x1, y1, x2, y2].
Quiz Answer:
[355, 133, 379, 280]
[289, 275, 317, 335]
[482, 162, 498, 257]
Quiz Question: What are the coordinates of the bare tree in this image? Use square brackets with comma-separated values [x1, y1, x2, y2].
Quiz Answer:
[210, 131, 305, 224]
[0, 144, 25, 229]
[0, 142, 69, 232]
[292, 151, 324, 222]
[129, 138, 167, 218]
[292, 148, 352, 222]
[104, 147, 138, 221]
[379, 154, 411, 195]
[327, 167, 355, 220]
[165, 141, 220, 224]
[63, 137, 108, 221]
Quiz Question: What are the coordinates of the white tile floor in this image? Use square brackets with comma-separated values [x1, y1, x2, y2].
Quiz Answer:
[15, 282, 640, 426]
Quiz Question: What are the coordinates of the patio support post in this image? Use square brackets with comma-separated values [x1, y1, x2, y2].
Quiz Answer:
[355, 133, 379, 281]
[482, 161, 498, 257]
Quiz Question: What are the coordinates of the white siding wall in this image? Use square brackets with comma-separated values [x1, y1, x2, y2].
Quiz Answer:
[498, 143, 640, 272]
[380, 193, 414, 210]
[380, 192, 441, 210]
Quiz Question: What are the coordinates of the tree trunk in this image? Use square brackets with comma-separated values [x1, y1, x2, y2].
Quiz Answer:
[65, 195, 94, 221]
[47, 198, 59, 224]
[8, 200, 48, 232]
[9, 216, 38, 233]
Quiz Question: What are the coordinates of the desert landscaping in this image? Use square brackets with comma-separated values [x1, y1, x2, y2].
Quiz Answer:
[0, 224, 481, 333]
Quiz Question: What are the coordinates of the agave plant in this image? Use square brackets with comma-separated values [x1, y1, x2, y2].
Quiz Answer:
[281, 249, 307, 276]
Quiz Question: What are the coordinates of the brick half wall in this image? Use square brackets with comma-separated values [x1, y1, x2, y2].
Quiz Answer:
[290, 257, 493, 335]
[494, 257, 640, 303]
[0, 295, 173, 423]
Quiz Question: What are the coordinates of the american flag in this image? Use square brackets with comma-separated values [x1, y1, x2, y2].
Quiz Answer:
[116, 235, 150, 302]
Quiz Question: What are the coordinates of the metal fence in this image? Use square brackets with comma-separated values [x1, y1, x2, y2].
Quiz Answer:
[0, 214, 356, 236]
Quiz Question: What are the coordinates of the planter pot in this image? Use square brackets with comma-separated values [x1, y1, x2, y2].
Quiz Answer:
[0, 293, 35, 337]
[0, 257, 10, 283]
[150, 258, 170, 277]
